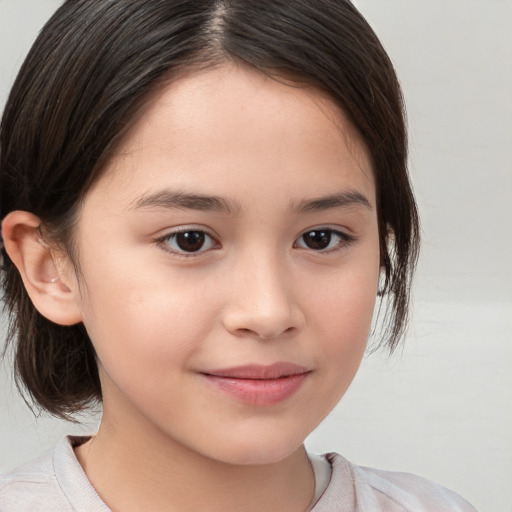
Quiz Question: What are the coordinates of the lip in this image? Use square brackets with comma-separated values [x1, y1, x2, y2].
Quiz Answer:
[200, 362, 311, 406]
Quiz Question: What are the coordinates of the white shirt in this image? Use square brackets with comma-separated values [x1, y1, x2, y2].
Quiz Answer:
[0, 437, 478, 511]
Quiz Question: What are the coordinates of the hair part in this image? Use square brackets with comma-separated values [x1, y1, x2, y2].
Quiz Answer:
[1, 0, 419, 419]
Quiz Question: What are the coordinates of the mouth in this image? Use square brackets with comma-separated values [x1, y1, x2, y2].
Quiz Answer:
[200, 362, 311, 406]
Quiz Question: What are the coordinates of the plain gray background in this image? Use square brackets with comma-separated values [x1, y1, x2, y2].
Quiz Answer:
[1, 1, 511, 511]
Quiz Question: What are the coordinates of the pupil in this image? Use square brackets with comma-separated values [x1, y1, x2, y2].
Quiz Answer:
[304, 230, 331, 250]
[176, 231, 205, 252]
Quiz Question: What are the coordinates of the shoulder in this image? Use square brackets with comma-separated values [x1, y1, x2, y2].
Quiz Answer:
[316, 453, 479, 512]
[0, 436, 106, 512]
[0, 441, 70, 511]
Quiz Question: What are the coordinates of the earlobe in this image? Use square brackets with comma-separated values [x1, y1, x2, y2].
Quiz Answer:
[1, 211, 83, 326]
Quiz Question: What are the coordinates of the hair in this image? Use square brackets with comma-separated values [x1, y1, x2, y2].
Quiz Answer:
[0, 0, 419, 419]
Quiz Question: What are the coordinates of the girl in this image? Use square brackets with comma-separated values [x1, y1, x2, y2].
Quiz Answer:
[0, 1, 478, 510]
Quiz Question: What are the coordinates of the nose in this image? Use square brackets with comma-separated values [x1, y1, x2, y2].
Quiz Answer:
[222, 253, 304, 341]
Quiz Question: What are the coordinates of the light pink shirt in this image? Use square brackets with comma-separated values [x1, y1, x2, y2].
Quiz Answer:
[0, 437, 478, 511]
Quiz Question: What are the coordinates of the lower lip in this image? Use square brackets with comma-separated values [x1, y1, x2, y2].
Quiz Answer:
[202, 373, 309, 406]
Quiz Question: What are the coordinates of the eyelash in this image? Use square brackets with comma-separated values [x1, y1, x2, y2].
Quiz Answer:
[156, 228, 219, 257]
[155, 227, 356, 258]
[293, 228, 356, 253]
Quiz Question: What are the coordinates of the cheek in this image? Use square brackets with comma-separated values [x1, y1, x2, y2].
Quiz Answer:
[303, 252, 380, 381]
[307, 252, 380, 338]
[78, 264, 220, 385]
[285, 262, 379, 437]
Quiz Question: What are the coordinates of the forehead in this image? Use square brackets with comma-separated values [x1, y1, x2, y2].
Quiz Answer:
[90, 62, 375, 208]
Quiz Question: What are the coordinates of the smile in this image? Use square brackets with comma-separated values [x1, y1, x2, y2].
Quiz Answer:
[200, 363, 311, 406]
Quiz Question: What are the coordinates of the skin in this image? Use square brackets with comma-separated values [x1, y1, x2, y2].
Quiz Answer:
[3, 62, 380, 511]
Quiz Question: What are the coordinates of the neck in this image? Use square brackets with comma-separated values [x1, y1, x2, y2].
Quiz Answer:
[75, 412, 315, 512]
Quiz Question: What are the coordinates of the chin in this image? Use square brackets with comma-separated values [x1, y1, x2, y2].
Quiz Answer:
[203, 433, 306, 467]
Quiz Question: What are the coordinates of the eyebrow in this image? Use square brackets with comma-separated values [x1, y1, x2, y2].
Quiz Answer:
[294, 190, 373, 213]
[131, 190, 241, 215]
[131, 188, 372, 216]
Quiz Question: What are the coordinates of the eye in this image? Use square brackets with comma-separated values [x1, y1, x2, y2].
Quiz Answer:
[295, 228, 354, 252]
[158, 229, 218, 255]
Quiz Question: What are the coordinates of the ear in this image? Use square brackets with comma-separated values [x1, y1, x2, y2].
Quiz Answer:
[1, 211, 83, 326]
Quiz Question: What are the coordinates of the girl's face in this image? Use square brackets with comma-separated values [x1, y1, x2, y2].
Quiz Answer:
[70, 63, 380, 465]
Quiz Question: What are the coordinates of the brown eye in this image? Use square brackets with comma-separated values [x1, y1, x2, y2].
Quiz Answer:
[163, 230, 217, 254]
[175, 231, 205, 252]
[301, 230, 332, 250]
[295, 229, 353, 252]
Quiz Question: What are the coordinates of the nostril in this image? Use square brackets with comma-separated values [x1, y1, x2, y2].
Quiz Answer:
[234, 326, 297, 340]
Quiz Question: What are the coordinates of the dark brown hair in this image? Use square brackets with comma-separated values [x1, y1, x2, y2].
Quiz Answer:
[0, 0, 419, 419]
